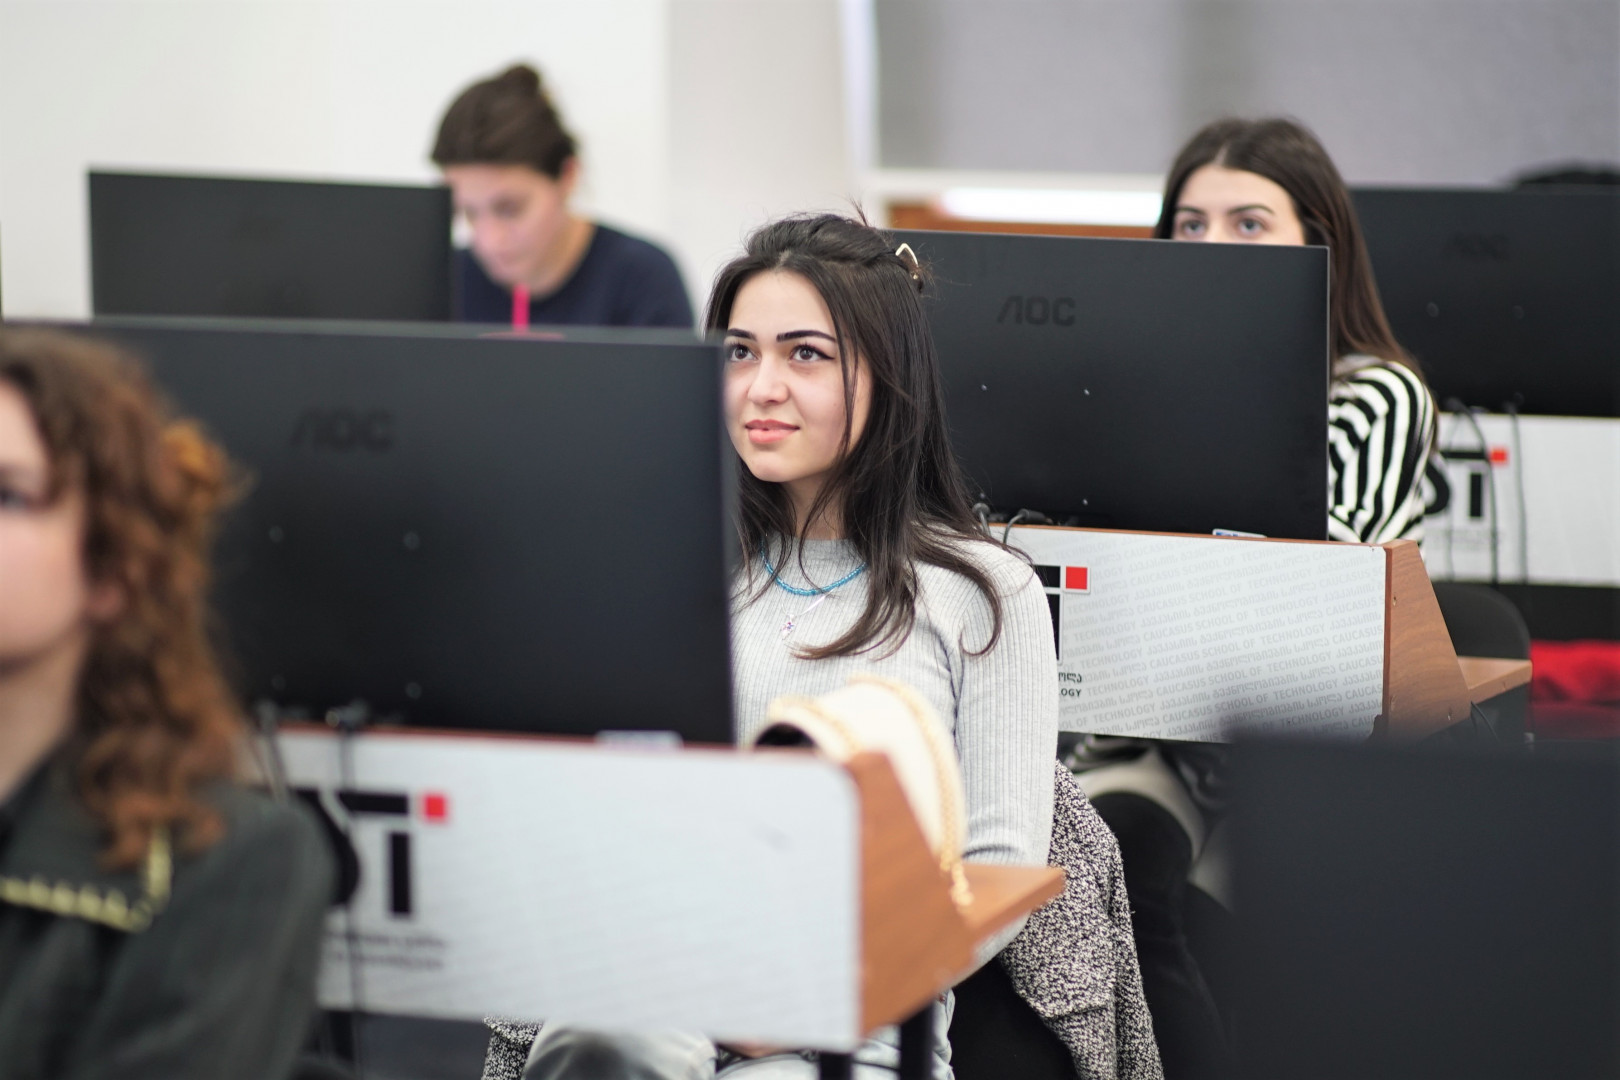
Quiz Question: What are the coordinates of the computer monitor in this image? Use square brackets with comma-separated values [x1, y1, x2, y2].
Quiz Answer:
[90, 172, 454, 321]
[894, 230, 1330, 540]
[1232, 739, 1620, 1080]
[1352, 187, 1620, 417]
[78, 317, 733, 743]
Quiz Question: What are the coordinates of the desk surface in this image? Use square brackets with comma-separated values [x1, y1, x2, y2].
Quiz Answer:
[1458, 656, 1533, 703]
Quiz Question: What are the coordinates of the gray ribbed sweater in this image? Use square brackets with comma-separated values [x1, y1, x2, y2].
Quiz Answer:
[732, 535, 1059, 959]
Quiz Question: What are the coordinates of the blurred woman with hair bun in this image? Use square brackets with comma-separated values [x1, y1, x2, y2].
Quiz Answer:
[0, 328, 332, 1079]
[433, 63, 693, 328]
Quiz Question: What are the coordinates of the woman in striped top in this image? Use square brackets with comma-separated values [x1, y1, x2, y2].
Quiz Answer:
[1071, 119, 1440, 1079]
[1157, 117, 1437, 544]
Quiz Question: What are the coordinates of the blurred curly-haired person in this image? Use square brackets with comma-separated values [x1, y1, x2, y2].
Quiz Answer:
[0, 327, 332, 1080]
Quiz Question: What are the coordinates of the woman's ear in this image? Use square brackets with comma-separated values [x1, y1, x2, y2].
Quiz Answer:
[557, 156, 581, 201]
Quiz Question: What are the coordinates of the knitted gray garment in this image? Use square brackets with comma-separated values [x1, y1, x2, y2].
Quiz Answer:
[998, 761, 1164, 1080]
[481, 1017, 537, 1080]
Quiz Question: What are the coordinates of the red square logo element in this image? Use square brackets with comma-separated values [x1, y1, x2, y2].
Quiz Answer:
[1064, 566, 1089, 592]
[421, 792, 449, 823]
[1489, 446, 1509, 465]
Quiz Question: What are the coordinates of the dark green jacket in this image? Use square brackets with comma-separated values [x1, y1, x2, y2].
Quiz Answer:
[0, 764, 333, 1079]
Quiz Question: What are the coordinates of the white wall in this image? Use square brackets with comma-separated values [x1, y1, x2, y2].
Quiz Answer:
[0, 0, 677, 318]
[666, 0, 853, 315]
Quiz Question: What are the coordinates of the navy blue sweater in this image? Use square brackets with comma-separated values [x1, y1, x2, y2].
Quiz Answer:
[454, 223, 693, 328]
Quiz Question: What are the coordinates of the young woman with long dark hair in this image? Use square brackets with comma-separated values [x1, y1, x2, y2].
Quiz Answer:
[1156, 117, 1437, 544]
[498, 214, 1061, 1079]
[0, 328, 332, 1078]
[432, 63, 692, 328]
[1074, 120, 1441, 1080]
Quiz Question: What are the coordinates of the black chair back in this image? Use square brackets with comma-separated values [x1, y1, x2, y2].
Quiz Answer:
[1433, 582, 1532, 745]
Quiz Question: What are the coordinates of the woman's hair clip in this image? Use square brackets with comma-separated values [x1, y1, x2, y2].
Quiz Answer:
[894, 242, 922, 289]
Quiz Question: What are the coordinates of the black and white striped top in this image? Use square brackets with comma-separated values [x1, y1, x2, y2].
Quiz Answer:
[1327, 356, 1437, 544]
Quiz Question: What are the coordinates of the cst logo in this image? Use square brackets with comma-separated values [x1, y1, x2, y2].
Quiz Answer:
[996, 295, 1077, 326]
[290, 408, 394, 452]
[293, 786, 449, 918]
[1033, 564, 1090, 657]
[1036, 565, 1090, 594]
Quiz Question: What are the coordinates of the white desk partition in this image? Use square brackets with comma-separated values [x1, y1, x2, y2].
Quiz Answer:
[1010, 527, 1389, 741]
[279, 728, 862, 1049]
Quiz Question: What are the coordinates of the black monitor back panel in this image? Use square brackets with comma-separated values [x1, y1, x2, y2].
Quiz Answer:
[1233, 740, 1620, 1079]
[895, 230, 1330, 540]
[90, 172, 454, 322]
[84, 318, 733, 743]
[1353, 186, 1620, 417]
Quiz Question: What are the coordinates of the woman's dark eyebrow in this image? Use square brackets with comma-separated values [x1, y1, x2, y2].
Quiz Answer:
[724, 328, 755, 339]
[777, 330, 836, 343]
[1227, 204, 1274, 214]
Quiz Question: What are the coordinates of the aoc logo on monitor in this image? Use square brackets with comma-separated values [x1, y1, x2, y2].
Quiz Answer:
[1441, 233, 1510, 262]
[996, 295, 1076, 327]
[291, 408, 394, 452]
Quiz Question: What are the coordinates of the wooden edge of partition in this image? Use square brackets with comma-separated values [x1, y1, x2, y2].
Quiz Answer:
[845, 753, 1068, 1034]
[887, 204, 1155, 240]
[959, 864, 1066, 943]
[1457, 656, 1534, 702]
[1380, 540, 1474, 739]
[845, 752, 975, 1034]
[1004, 522, 1357, 548]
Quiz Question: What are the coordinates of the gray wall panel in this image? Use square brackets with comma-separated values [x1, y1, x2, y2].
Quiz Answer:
[876, 0, 1620, 183]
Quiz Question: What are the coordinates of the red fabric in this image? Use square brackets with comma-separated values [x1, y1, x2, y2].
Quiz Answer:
[1529, 640, 1620, 705]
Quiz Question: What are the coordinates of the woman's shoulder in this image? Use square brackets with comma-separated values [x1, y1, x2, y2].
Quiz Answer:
[585, 224, 692, 325]
[0, 769, 331, 932]
[916, 529, 1040, 597]
[589, 223, 683, 277]
[157, 783, 334, 928]
[1331, 355, 1432, 403]
[197, 783, 331, 876]
[132, 782, 333, 919]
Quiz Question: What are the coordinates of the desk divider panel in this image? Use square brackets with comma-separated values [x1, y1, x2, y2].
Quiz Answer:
[276, 730, 1063, 1051]
[1382, 539, 1474, 737]
[1008, 527, 1488, 741]
[279, 729, 862, 1048]
[1010, 526, 1388, 740]
[846, 752, 974, 1032]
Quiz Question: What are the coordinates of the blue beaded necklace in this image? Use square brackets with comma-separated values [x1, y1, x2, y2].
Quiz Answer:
[762, 542, 867, 640]
[760, 542, 867, 596]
